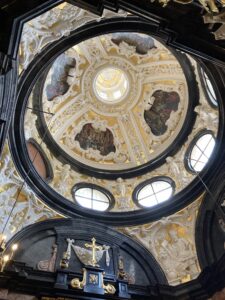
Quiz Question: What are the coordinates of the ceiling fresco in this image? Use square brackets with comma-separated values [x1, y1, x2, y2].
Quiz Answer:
[23, 28, 218, 212]
[0, 2, 223, 291]
[38, 33, 188, 171]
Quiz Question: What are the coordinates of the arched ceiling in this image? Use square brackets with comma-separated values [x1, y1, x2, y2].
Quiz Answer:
[1, 1, 225, 292]
[39, 33, 189, 172]
[0, 142, 203, 285]
[19, 15, 218, 217]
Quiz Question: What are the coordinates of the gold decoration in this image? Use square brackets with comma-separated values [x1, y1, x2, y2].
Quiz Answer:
[59, 252, 70, 269]
[101, 273, 116, 294]
[71, 268, 116, 294]
[103, 283, 116, 294]
[23, 29, 219, 214]
[84, 238, 103, 267]
[0, 5, 220, 290]
[71, 269, 86, 290]
[152, 0, 224, 13]
[0, 243, 18, 272]
[89, 274, 98, 284]
[0, 234, 6, 252]
[119, 199, 202, 285]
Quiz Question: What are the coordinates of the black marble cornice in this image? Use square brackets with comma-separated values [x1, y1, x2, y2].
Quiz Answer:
[1, 254, 225, 299]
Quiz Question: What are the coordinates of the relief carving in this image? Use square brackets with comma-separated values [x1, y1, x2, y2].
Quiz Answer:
[165, 155, 192, 188]
[0, 6, 221, 289]
[114, 178, 135, 211]
[117, 255, 135, 284]
[38, 34, 190, 172]
[194, 104, 218, 132]
[120, 200, 201, 285]
[19, 4, 127, 70]
[37, 244, 57, 272]
[54, 164, 73, 197]
[203, 11, 225, 40]
[158, 229, 198, 282]
[0, 144, 58, 240]
[23, 53, 219, 208]
[152, 0, 224, 14]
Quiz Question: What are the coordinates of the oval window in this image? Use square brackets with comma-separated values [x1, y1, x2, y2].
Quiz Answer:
[26, 139, 53, 181]
[72, 184, 113, 211]
[187, 132, 215, 172]
[134, 178, 175, 208]
[200, 68, 217, 107]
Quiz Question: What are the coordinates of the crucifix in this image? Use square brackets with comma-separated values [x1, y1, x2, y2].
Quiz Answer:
[85, 237, 103, 267]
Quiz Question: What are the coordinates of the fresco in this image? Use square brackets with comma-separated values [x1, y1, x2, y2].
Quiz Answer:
[46, 54, 76, 101]
[75, 123, 116, 156]
[144, 90, 180, 136]
[111, 32, 156, 54]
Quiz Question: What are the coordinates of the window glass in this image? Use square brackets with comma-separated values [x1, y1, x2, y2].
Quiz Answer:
[137, 179, 174, 208]
[201, 68, 217, 107]
[189, 133, 215, 172]
[74, 187, 110, 211]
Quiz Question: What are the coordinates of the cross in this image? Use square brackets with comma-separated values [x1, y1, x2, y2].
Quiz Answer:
[85, 237, 102, 267]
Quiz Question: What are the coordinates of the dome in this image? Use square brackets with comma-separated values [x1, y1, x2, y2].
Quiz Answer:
[36, 33, 192, 174]
[2, 2, 225, 292]
[10, 21, 219, 225]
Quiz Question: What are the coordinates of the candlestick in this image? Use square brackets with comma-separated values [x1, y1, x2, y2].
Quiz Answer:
[0, 243, 18, 272]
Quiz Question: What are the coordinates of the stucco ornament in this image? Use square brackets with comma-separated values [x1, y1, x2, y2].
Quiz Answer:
[0, 3, 221, 290]
[23, 47, 218, 212]
[114, 178, 135, 210]
[0, 142, 207, 285]
[18, 3, 219, 214]
[11, 0, 220, 214]
[38, 34, 188, 172]
[152, 0, 225, 13]
[19, 3, 127, 70]
[203, 11, 225, 40]
[120, 199, 201, 285]
[0, 144, 59, 240]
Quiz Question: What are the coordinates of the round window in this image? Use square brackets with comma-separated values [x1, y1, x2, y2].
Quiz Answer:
[93, 67, 129, 103]
[186, 131, 215, 172]
[72, 184, 114, 211]
[133, 177, 175, 208]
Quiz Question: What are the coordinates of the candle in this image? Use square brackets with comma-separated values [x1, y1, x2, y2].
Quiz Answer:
[0, 235, 6, 251]
[11, 244, 18, 251]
